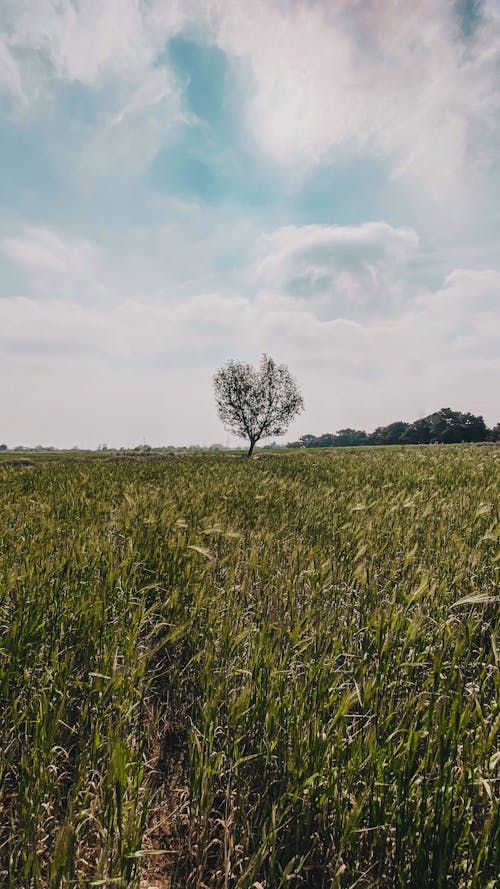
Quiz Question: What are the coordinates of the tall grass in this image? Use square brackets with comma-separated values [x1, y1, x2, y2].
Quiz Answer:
[0, 447, 498, 887]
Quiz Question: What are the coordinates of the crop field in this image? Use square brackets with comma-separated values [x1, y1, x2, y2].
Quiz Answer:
[0, 447, 499, 888]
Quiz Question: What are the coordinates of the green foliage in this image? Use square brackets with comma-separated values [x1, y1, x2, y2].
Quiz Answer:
[0, 448, 498, 887]
[214, 354, 304, 456]
[290, 407, 493, 447]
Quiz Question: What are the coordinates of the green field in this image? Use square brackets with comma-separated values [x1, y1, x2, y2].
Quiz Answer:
[1, 448, 498, 888]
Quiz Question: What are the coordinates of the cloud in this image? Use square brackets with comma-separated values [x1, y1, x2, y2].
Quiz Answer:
[1, 221, 496, 391]
[254, 222, 419, 317]
[0, 259, 498, 445]
[1, 227, 108, 303]
[0, 35, 23, 104]
[0, 0, 186, 177]
[0, 219, 259, 305]
[213, 0, 500, 194]
[1, 0, 499, 196]
[3, 227, 94, 276]
[3, 0, 179, 90]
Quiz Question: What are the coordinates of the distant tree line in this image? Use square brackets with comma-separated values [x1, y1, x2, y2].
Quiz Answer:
[289, 407, 500, 448]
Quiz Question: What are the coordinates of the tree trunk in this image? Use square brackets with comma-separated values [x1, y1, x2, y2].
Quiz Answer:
[247, 439, 256, 458]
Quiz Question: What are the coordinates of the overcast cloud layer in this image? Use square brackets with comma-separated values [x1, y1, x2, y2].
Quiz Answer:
[1, 0, 499, 447]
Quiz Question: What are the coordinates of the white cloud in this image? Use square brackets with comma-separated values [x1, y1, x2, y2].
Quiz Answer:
[1, 222, 497, 442]
[254, 222, 419, 317]
[1, 0, 185, 171]
[4, 0, 179, 89]
[0, 220, 257, 305]
[2, 0, 499, 194]
[0, 34, 23, 102]
[0, 261, 498, 446]
[3, 227, 95, 276]
[213, 0, 500, 194]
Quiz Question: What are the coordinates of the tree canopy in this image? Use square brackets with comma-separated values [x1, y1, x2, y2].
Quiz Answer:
[214, 354, 304, 456]
[289, 407, 495, 448]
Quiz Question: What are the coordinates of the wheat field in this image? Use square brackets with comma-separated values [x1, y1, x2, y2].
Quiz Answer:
[0, 447, 498, 888]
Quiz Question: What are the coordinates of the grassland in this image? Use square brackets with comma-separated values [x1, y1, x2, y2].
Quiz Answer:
[0, 447, 498, 888]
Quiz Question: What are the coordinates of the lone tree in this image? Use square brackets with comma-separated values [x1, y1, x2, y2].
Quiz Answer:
[213, 354, 304, 457]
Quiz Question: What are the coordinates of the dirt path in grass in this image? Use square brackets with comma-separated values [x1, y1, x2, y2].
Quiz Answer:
[140, 723, 190, 889]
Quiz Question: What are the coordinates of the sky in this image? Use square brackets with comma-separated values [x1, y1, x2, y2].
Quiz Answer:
[0, 0, 499, 448]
